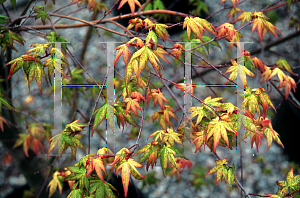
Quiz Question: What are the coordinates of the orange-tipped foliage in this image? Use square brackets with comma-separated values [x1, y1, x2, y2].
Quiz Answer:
[219, 0, 239, 8]
[183, 17, 217, 42]
[115, 158, 145, 197]
[170, 44, 183, 59]
[125, 17, 144, 32]
[118, 0, 143, 16]
[251, 11, 283, 41]
[151, 88, 169, 110]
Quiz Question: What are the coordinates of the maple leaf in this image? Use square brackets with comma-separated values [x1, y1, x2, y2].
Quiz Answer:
[46, 31, 70, 52]
[13, 133, 31, 157]
[130, 91, 145, 103]
[134, 142, 160, 171]
[115, 102, 140, 129]
[253, 57, 265, 72]
[118, 0, 143, 16]
[226, 7, 243, 20]
[44, 47, 69, 85]
[115, 44, 131, 66]
[153, 47, 170, 64]
[0, 30, 25, 57]
[264, 127, 284, 152]
[115, 158, 145, 197]
[151, 24, 170, 42]
[123, 97, 142, 117]
[253, 87, 276, 118]
[216, 23, 237, 41]
[218, 102, 237, 115]
[265, 188, 287, 198]
[190, 106, 209, 125]
[67, 188, 83, 198]
[192, 131, 207, 153]
[89, 177, 118, 198]
[251, 11, 283, 41]
[205, 158, 229, 186]
[148, 105, 177, 130]
[170, 44, 183, 59]
[86, 157, 106, 183]
[278, 75, 297, 100]
[48, 131, 85, 160]
[224, 59, 255, 86]
[269, 68, 286, 85]
[203, 96, 223, 110]
[34, 5, 50, 25]
[235, 11, 252, 26]
[47, 171, 64, 198]
[159, 144, 187, 177]
[110, 148, 131, 167]
[0, 116, 9, 132]
[276, 58, 295, 74]
[2, 152, 13, 168]
[170, 158, 193, 180]
[65, 166, 89, 192]
[146, 30, 158, 48]
[176, 83, 194, 96]
[151, 88, 169, 110]
[183, 17, 217, 42]
[26, 43, 50, 57]
[6, 55, 47, 94]
[162, 128, 184, 147]
[219, 0, 239, 8]
[276, 166, 300, 196]
[206, 116, 237, 153]
[65, 119, 89, 133]
[260, 66, 272, 84]
[125, 17, 144, 32]
[93, 103, 108, 135]
[246, 129, 264, 152]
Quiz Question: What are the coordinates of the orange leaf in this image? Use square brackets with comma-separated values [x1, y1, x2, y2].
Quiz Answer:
[115, 158, 145, 197]
[251, 11, 283, 41]
[115, 44, 131, 66]
[123, 97, 142, 117]
[118, 0, 143, 16]
[151, 88, 169, 110]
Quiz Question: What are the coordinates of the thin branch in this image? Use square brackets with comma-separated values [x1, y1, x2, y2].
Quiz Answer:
[95, 0, 121, 24]
[1, 4, 12, 23]
[36, 165, 53, 198]
[136, 73, 151, 145]
[213, 152, 252, 198]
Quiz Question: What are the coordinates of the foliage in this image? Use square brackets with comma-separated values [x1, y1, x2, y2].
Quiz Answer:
[0, 0, 299, 198]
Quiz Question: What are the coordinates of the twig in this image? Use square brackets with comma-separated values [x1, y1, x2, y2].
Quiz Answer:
[1, 4, 12, 23]
[213, 152, 252, 198]
[136, 73, 151, 145]
[36, 165, 53, 198]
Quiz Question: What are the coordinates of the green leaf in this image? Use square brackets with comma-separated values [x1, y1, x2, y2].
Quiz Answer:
[65, 166, 89, 192]
[89, 178, 117, 198]
[275, 58, 294, 74]
[0, 15, 9, 24]
[159, 145, 186, 177]
[34, 5, 50, 25]
[245, 59, 256, 74]
[67, 189, 84, 198]
[146, 30, 158, 48]
[276, 166, 300, 196]
[10, 0, 16, 9]
[48, 131, 85, 160]
[65, 119, 89, 133]
[46, 31, 70, 52]
[205, 158, 229, 186]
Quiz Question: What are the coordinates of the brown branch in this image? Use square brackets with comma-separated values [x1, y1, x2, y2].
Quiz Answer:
[250, 30, 300, 55]
[18, 10, 190, 31]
